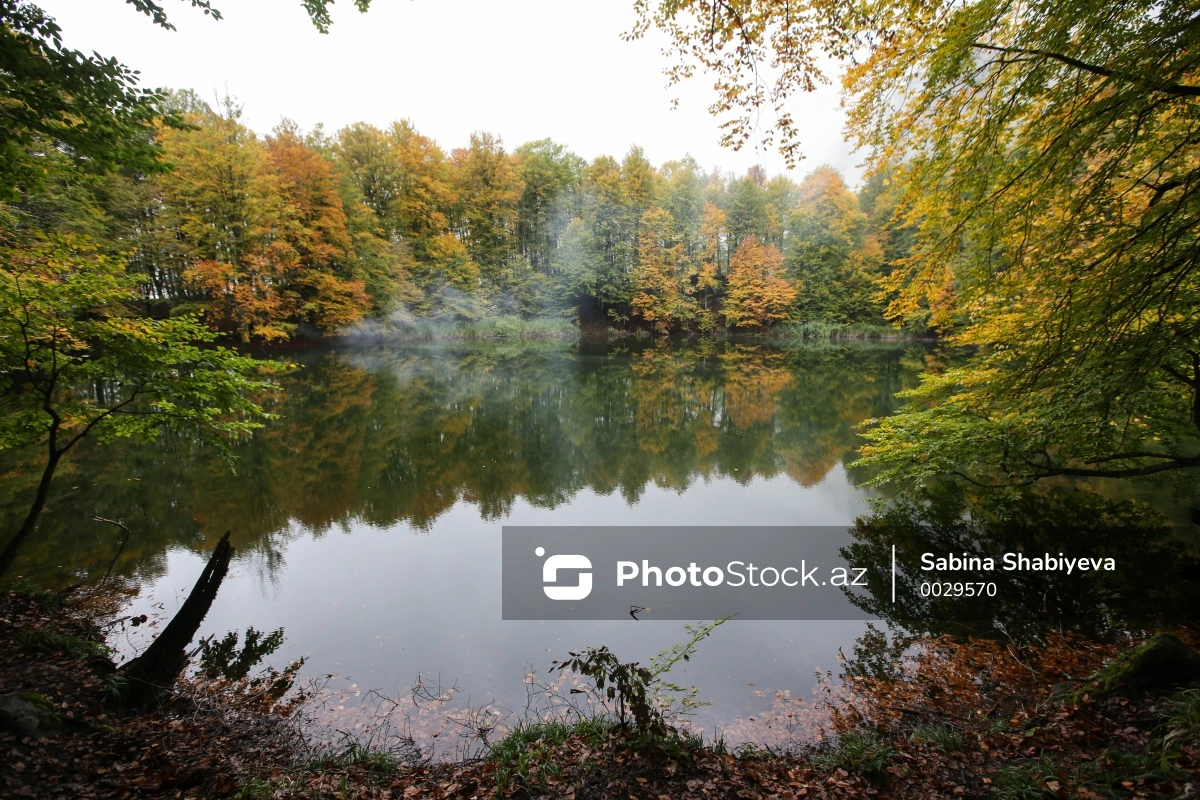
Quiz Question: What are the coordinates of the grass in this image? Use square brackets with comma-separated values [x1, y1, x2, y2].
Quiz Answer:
[485, 716, 724, 794]
[488, 717, 616, 794]
[807, 730, 896, 781]
[15, 627, 110, 659]
[1074, 749, 1184, 798]
[363, 315, 579, 342]
[1160, 688, 1200, 752]
[907, 721, 969, 753]
[8, 580, 67, 610]
[304, 739, 413, 778]
[236, 778, 276, 800]
[993, 758, 1060, 800]
[777, 321, 912, 343]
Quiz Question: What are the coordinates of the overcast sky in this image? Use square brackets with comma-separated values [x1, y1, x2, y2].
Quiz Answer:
[39, 0, 860, 183]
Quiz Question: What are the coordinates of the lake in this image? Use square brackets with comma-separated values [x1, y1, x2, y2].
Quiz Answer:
[2, 339, 936, 750]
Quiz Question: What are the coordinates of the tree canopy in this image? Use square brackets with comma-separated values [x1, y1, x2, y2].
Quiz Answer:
[634, 0, 1200, 487]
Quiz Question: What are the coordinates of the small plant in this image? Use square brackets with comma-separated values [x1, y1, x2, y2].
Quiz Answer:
[649, 618, 728, 717]
[16, 627, 110, 659]
[236, 778, 276, 800]
[993, 759, 1060, 800]
[488, 719, 612, 795]
[908, 721, 968, 753]
[552, 646, 663, 736]
[306, 741, 402, 775]
[1160, 688, 1200, 753]
[1074, 749, 1183, 796]
[809, 731, 896, 781]
[551, 618, 728, 742]
[100, 672, 130, 705]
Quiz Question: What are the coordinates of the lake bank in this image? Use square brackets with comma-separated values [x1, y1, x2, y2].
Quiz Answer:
[3, 588, 1197, 799]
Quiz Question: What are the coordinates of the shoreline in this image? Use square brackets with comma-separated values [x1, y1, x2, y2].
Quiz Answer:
[2, 588, 1196, 798]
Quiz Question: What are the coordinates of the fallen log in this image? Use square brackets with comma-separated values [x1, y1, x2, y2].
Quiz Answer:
[116, 531, 234, 707]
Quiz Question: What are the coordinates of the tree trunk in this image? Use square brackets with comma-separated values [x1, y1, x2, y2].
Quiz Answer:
[0, 447, 62, 581]
[117, 531, 234, 707]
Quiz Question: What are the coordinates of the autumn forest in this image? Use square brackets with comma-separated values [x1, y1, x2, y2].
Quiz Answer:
[3, 0, 1200, 796]
[36, 90, 900, 342]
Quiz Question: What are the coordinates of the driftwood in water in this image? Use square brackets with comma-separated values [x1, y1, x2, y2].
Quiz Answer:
[117, 531, 234, 707]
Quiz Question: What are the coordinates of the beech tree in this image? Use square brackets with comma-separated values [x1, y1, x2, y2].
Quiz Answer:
[452, 133, 523, 285]
[0, 224, 269, 579]
[634, 0, 1200, 487]
[787, 166, 882, 324]
[722, 236, 796, 329]
[0, 0, 375, 199]
[631, 206, 695, 333]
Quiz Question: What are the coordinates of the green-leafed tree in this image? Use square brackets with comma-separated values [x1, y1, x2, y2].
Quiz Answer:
[581, 155, 634, 319]
[786, 165, 882, 324]
[0, 221, 269, 579]
[452, 132, 523, 287]
[725, 167, 768, 254]
[659, 156, 707, 260]
[515, 139, 584, 273]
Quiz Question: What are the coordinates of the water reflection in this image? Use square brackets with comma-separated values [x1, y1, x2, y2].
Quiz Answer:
[842, 488, 1200, 641]
[1, 340, 933, 745]
[2, 341, 923, 584]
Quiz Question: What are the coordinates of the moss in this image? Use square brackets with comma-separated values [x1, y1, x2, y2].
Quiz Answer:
[1071, 633, 1200, 702]
[17, 691, 54, 711]
[0, 692, 64, 736]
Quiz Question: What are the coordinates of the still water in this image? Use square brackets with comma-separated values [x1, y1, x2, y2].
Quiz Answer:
[3, 340, 931, 748]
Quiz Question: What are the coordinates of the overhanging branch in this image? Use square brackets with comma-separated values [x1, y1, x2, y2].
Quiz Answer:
[971, 43, 1200, 98]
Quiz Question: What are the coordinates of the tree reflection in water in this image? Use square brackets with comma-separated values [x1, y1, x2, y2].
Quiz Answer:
[0, 340, 924, 585]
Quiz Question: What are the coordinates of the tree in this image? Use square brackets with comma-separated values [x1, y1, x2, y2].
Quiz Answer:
[161, 104, 299, 341]
[451, 132, 523, 285]
[722, 235, 796, 328]
[659, 156, 707, 259]
[333, 121, 474, 313]
[693, 201, 726, 315]
[331, 123, 404, 237]
[725, 168, 767, 254]
[265, 121, 371, 330]
[160, 109, 373, 340]
[631, 206, 695, 333]
[786, 166, 881, 323]
[580, 155, 634, 318]
[0, 1, 174, 199]
[635, 0, 1200, 486]
[515, 139, 583, 272]
[0, 225, 269, 579]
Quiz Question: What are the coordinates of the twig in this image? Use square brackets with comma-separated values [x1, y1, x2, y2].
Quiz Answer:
[93, 515, 132, 586]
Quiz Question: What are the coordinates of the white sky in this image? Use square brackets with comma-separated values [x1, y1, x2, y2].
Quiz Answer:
[38, 0, 860, 183]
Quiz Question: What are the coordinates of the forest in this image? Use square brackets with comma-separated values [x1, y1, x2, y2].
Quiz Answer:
[7, 90, 901, 342]
[2, 0, 1200, 798]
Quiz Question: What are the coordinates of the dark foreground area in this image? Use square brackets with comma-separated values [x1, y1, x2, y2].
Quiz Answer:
[1, 590, 1198, 800]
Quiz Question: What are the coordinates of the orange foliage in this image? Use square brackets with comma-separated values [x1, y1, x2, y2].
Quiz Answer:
[722, 235, 797, 328]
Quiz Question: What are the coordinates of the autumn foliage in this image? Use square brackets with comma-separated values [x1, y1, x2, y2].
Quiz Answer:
[722, 236, 797, 328]
[68, 94, 897, 342]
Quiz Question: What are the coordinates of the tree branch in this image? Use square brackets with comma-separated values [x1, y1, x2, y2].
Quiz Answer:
[1027, 453, 1200, 478]
[971, 43, 1200, 98]
[58, 386, 150, 455]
